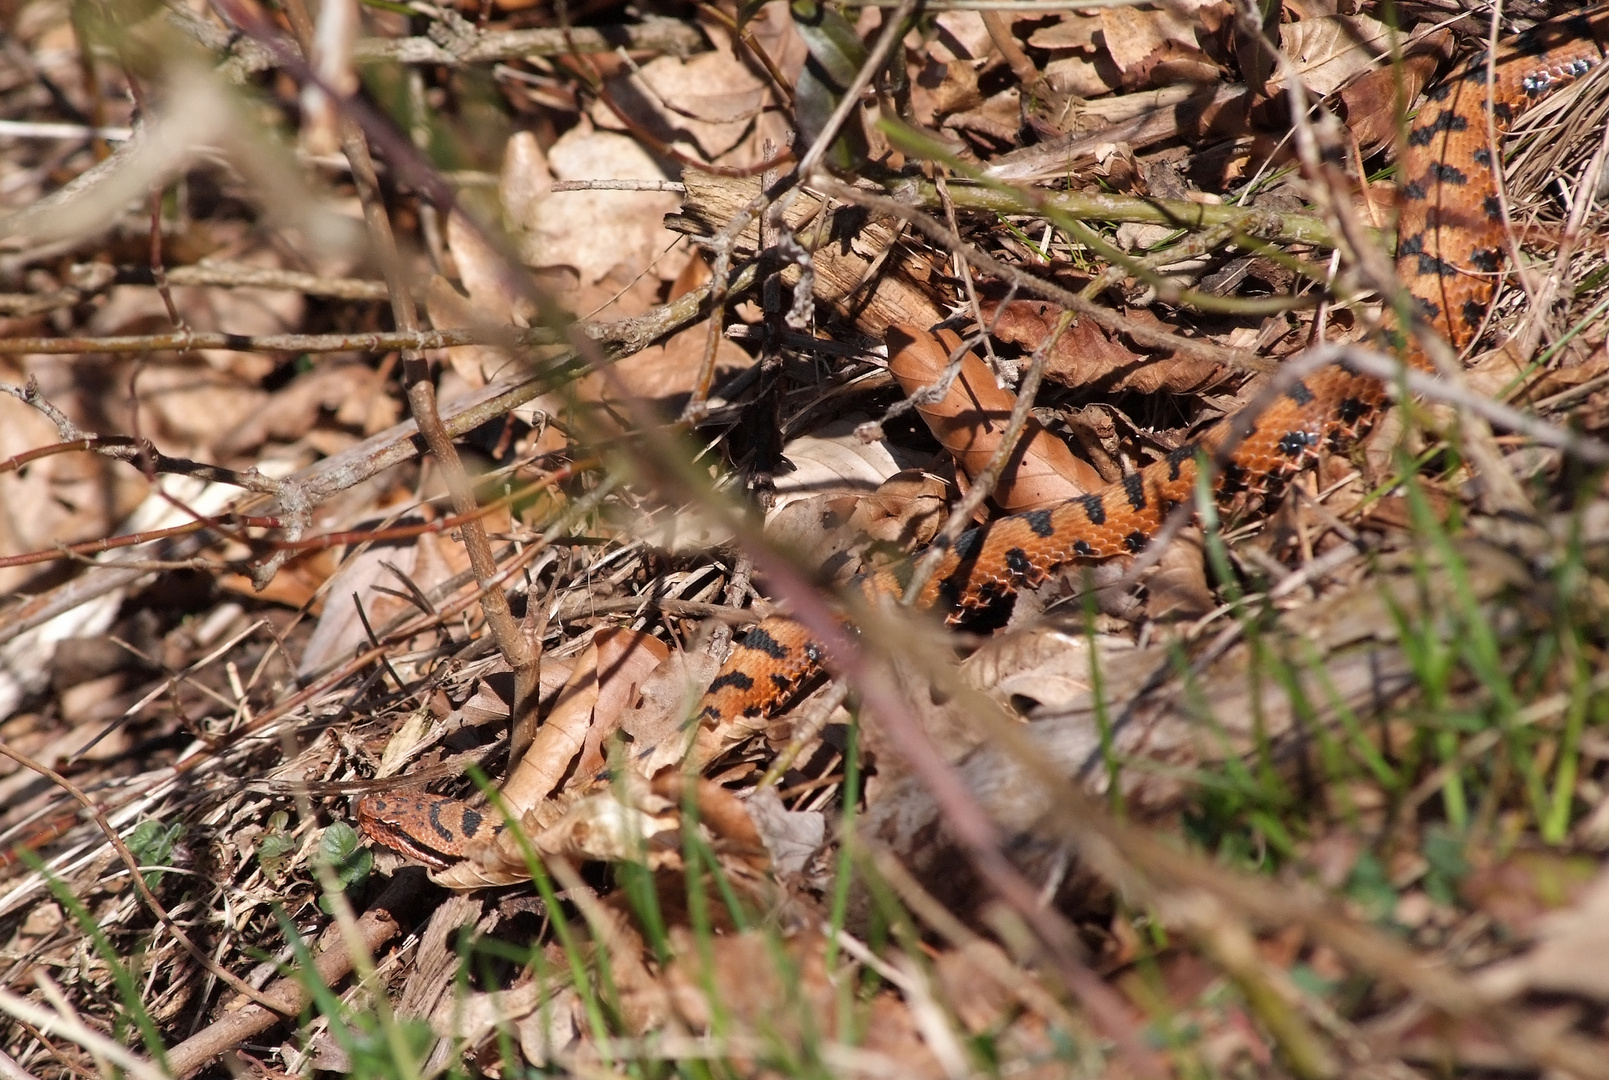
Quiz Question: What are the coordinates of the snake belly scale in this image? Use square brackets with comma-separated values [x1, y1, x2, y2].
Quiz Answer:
[358, 8, 1609, 870]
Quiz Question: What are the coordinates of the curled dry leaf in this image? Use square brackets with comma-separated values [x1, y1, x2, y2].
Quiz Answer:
[1142, 524, 1213, 620]
[620, 646, 722, 774]
[1060, 403, 1124, 483]
[846, 469, 949, 549]
[1098, 3, 1185, 74]
[1338, 30, 1452, 154]
[1075, 3, 1219, 93]
[886, 323, 1103, 509]
[500, 627, 670, 813]
[987, 299, 1228, 396]
[430, 772, 678, 889]
[650, 770, 771, 880]
[1275, 12, 1393, 98]
[592, 28, 778, 165]
[442, 770, 771, 893]
[425, 979, 550, 1048]
[533, 780, 681, 866]
[761, 419, 925, 570]
[742, 786, 825, 879]
[770, 422, 908, 516]
[964, 627, 1104, 713]
[765, 493, 863, 581]
[515, 985, 583, 1068]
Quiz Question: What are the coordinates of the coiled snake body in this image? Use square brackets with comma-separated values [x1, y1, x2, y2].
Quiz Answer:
[360, 9, 1609, 870]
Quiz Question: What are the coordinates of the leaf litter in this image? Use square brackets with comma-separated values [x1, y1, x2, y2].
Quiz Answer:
[5, 2, 1609, 1079]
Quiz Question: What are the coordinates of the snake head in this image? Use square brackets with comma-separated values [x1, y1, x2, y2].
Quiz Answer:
[357, 793, 503, 870]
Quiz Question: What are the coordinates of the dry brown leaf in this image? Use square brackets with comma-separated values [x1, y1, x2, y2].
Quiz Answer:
[946, 87, 1037, 144]
[1276, 13, 1392, 98]
[215, 361, 394, 456]
[988, 300, 1228, 396]
[218, 546, 336, 611]
[447, 210, 526, 327]
[434, 768, 680, 889]
[846, 469, 949, 548]
[663, 928, 834, 1035]
[515, 985, 583, 1067]
[1043, 53, 1120, 98]
[1098, 4, 1168, 74]
[765, 493, 862, 579]
[650, 771, 771, 879]
[931, 10, 992, 61]
[295, 510, 488, 679]
[659, 924, 947, 1078]
[531, 781, 681, 866]
[1127, 40, 1220, 88]
[620, 647, 723, 773]
[78, 249, 305, 458]
[1029, 13, 1101, 53]
[426, 273, 507, 388]
[0, 363, 137, 598]
[117, 352, 270, 456]
[886, 323, 1103, 509]
[770, 423, 907, 515]
[1338, 35, 1449, 153]
[911, 56, 984, 125]
[428, 211, 534, 387]
[742, 786, 825, 878]
[965, 628, 1105, 713]
[1093, 2, 1209, 90]
[501, 628, 670, 810]
[1143, 524, 1212, 620]
[500, 130, 554, 233]
[1478, 862, 1609, 1001]
[294, 518, 434, 676]
[595, 36, 771, 162]
[517, 125, 684, 288]
[591, 321, 751, 407]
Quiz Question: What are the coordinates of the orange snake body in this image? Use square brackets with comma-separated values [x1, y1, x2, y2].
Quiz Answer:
[360, 9, 1609, 869]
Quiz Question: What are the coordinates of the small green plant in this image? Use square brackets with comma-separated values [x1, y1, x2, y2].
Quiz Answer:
[124, 819, 183, 891]
[317, 821, 373, 914]
[1421, 825, 1469, 909]
[257, 810, 298, 879]
[1343, 851, 1399, 926]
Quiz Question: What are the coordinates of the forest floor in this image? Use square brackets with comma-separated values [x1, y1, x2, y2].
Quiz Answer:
[6, 1, 1609, 1078]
